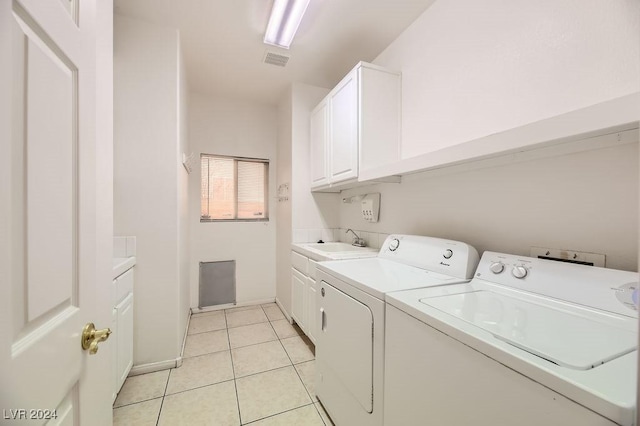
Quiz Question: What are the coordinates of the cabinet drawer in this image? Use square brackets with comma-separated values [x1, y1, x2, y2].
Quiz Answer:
[308, 260, 318, 280]
[291, 251, 309, 275]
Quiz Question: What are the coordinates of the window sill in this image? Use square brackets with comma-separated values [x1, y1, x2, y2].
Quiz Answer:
[200, 218, 269, 223]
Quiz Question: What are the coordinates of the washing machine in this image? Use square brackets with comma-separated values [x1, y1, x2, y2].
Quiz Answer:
[315, 234, 479, 426]
[384, 251, 638, 426]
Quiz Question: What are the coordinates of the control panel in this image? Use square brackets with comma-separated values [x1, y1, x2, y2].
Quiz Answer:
[489, 261, 528, 279]
[475, 251, 639, 317]
[379, 234, 480, 280]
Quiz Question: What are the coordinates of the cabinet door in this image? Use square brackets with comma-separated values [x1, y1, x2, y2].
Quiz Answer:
[306, 277, 317, 344]
[116, 292, 134, 392]
[310, 99, 329, 188]
[291, 269, 306, 330]
[329, 72, 358, 183]
[111, 307, 118, 402]
[358, 66, 401, 172]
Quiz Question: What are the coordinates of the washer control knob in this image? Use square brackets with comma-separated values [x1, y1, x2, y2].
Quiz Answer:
[389, 238, 400, 252]
[443, 249, 453, 259]
[489, 262, 505, 274]
[512, 266, 528, 279]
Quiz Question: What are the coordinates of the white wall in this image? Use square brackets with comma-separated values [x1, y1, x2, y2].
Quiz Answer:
[188, 93, 277, 307]
[374, 0, 640, 159]
[114, 15, 188, 365]
[337, 0, 639, 271]
[340, 142, 639, 271]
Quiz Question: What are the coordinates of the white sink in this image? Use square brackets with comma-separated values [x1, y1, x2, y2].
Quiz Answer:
[303, 242, 368, 253]
[293, 242, 378, 261]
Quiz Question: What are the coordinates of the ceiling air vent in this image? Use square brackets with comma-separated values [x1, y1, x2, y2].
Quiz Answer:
[263, 51, 290, 67]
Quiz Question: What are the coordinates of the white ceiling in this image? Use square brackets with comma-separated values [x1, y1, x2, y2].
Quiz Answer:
[114, 0, 435, 105]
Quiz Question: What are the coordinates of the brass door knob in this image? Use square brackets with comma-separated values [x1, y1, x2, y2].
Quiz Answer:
[81, 322, 112, 355]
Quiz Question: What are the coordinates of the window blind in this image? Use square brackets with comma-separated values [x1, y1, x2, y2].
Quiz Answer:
[201, 154, 268, 221]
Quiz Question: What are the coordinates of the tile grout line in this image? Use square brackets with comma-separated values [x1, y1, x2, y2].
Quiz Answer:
[266, 311, 318, 421]
[189, 310, 289, 335]
[155, 368, 172, 426]
[241, 402, 318, 425]
[119, 303, 312, 425]
[113, 395, 163, 409]
[267, 304, 328, 425]
[162, 378, 235, 398]
[235, 305, 304, 425]
[226, 309, 243, 425]
[237, 304, 284, 425]
[186, 327, 227, 336]
[165, 315, 293, 394]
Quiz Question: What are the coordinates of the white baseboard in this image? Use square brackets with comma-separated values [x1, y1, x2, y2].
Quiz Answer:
[191, 298, 276, 314]
[129, 358, 181, 376]
[178, 310, 190, 367]
[129, 310, 190, 376]
[275, 297, 293, 324]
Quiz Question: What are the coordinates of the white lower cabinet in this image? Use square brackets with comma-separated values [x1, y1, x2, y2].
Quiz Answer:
[116, 292, 134, 391]
[111, 305, 118, 402]
[291, 268, 306, 331]
[112, 267, 134, 401]
[290, 252, 318, 344]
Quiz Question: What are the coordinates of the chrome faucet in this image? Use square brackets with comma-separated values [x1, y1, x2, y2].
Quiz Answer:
[346, 229, 366, 247]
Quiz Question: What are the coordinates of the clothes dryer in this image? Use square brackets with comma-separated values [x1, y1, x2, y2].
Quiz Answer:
[315, 234, 479, 426]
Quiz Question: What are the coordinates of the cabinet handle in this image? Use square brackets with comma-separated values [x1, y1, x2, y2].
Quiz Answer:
[321, 308, 326, 331]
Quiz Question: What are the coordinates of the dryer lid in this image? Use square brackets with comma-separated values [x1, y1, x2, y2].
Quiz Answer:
[319, 258, 463, 299]
[420, 290, 637, 370]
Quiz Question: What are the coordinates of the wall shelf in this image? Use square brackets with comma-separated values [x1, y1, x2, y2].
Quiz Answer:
[359, 93, 640, 182]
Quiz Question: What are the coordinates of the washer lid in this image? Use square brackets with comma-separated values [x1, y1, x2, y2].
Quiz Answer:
[420, 290, 637, 370]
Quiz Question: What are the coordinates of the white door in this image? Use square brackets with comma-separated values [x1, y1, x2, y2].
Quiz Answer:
[0, 0, 112, 424]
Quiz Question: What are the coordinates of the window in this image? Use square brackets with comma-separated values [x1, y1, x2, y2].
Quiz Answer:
[200, 154, 269, 221]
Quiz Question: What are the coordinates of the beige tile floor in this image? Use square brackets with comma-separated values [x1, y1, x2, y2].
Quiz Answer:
[113, 303, 334, 426]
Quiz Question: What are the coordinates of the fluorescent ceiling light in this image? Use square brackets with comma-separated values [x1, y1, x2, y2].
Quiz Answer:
[264, 0, 311, 49]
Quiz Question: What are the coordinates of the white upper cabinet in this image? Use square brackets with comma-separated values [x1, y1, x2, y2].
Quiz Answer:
[329, 71, 358, 184]
[310, 99, 329, 187]
[358, 65, 402, 174]
[310, 62, 401, 191]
